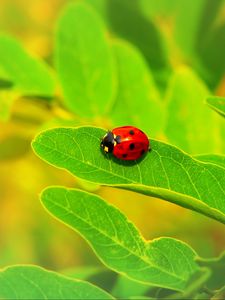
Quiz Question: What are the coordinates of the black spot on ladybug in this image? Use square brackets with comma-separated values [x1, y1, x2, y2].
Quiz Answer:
[122, 153, 127, 158]
[129, 130, 135, 135]
[141, 149, 145, 155]
[129, 143, 135, 150]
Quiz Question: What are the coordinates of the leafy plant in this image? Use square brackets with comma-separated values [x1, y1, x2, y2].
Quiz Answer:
[55, 2, 116, 118]
[40, 187, 199, 291]
[0, 35, 55, 121]
[1, 1, 225, 299]
[32, 126, 225, 224]
[206, 96, 225, 118]
[0, 265, 113, 299]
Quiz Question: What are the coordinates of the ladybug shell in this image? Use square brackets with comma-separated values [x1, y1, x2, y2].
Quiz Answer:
[112, 126, 150, 160]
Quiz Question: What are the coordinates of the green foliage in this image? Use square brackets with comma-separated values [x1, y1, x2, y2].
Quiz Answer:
[63, 267, 117, 292]
[1, 0, 225, 298]
[197, 252, 225, 291]
[195, 154, 225, 169]
[55, 2, 116, 118]
[140, 0, 225, 89]
[41, 187, 198, 291]
[32, 126, 225, 224]
[168, 269, 211, 300]
[0, 265, 113, 299]
[197, 20, 225, 89]
[206, 96, 225, 118]
[165, 68, 222, 154]
[111, 275, 150, 299]
[170, 0, 205, 56]
[0, 34, 55, 121]
[85, 0, 170, 89]
[111, 40, 164, 136]
[62, 266, 105, 280]
[140, 0, 206, 55]
[0, 35, 55, 97]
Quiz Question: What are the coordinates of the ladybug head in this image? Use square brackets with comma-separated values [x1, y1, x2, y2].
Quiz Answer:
[100, 131, 115, 153]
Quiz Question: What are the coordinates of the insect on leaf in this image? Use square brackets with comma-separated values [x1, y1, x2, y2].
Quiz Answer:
[32, 126, 225, 225]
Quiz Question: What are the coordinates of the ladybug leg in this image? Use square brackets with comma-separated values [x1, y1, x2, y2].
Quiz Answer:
[103, 150, 111, 159]
[100, 131, 109, 140]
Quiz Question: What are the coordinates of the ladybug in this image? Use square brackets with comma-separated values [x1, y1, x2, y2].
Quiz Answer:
[100, 126, 150, 161]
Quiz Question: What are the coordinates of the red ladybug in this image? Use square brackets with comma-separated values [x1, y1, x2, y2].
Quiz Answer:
[100, 126, 150, 160]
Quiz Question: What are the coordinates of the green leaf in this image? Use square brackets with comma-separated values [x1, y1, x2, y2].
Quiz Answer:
[166, 269, 210, 300]
[129, 297, 154, 300]
[172, 0, 206, 56]
[197, 252, 225, 291]
[0, 265, 114, 299]
[110, 40, 164, 137]
[62, 266, 105, 280]
[140, 0, 182, 18]
[0, 66, 12, 83]
[0, 35, 55, 97]
[197, 21, 225, 89]
[55, 2, 115, 118]
[112, 271, 210, 300]
[92, 0, 170, 90]
[165, 67, 222, 154]
[63, 267, 117, 292]
[112, 275, 150, 298]
[140, 0, 221, 59]
[32, 126, 225, 224]
[195, 154, 225, 169]
[41, 187, 199, 291]
[86, 270, 117, 292]
[206, 96, 225, 118]
[194, 292, 211, 299]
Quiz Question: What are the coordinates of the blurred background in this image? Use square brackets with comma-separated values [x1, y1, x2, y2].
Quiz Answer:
[0, 0, 225, 273]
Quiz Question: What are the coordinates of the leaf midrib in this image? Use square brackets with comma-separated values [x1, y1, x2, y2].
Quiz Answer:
[34, 139, 222, 215]
[74, 131, 225, 203]
[44, 193, 188, 286]
[35, 140, 136, 184]
[35, 139, 215, 201]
